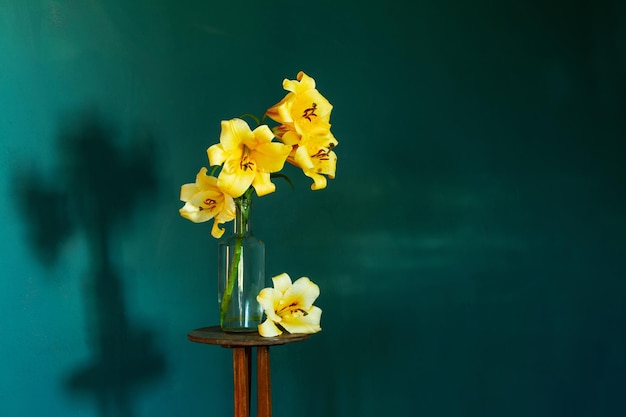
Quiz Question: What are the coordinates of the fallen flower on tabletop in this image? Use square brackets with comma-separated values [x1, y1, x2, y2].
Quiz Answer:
[257, 272, 322, 337]
[179, 167, 236, 238]
[207, 118, 291, 198]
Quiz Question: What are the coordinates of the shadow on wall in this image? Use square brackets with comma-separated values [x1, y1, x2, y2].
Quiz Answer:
[14, 108, 166, 417]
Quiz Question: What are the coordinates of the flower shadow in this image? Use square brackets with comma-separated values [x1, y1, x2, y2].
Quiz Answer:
[14, 108, 166, 417]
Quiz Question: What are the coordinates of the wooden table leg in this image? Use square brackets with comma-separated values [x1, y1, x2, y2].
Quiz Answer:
[257, 346, 272, 417]
[233, 347, 251, 417]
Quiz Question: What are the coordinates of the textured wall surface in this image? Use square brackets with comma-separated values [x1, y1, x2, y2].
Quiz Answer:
[2, 1, 625, 416]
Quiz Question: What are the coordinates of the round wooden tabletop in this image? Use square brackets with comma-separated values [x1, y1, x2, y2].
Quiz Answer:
[188, 325, 310, 348]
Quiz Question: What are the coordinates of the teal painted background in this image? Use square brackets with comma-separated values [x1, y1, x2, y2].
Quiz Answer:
[2, 1, 625, 416]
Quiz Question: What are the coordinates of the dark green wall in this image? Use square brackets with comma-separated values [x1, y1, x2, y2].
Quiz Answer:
[2, 1, 625, 416]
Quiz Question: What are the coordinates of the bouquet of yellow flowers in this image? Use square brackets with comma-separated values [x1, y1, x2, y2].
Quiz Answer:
[179, 71, 337, 336]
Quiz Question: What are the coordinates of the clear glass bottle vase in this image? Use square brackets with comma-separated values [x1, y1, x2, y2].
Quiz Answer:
[217, 194, 265, 332]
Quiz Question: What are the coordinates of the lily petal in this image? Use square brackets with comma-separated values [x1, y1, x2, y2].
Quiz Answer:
[271, 273, 293, 294]
[303, 149, 337, 190]
[257, 287, 284, 323]
[207, 144, 228, 167]
[280, 306, 322, 334]
[218, 156, 256, 198]
[245, 124, 275, 149]
[258, 318, 283, 337]
[284, 71, 316, 93]
[211, 220, 227, 239]
[251, 142, 291, 173]
[304, 171, 328, 191]
[292, 144, 315, 171]
[281, 277, 320, 311]
[251, 172, 276, 197]
[220, 118, 253, 151]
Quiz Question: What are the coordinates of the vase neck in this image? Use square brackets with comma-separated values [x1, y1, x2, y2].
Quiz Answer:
[233, 193, 252, 236]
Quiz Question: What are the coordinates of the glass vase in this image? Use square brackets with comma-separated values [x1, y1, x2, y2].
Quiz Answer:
[217, 194, 265, 332]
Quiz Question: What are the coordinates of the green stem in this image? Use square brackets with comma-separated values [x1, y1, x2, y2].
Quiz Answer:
[220, 235, 243, 326]
[219, 187, 254, 327]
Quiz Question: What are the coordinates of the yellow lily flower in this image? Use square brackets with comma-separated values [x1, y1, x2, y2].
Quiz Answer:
[288, 133, 338, 190]
[257, 273, 322, 337]
[266, 72, 338, 190]
[179, 167, 236, 238]
[266, 71, 334, 144]
[207, 118, 291, 198]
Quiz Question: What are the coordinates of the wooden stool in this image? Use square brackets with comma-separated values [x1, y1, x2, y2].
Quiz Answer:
[188, 326, 309, 417]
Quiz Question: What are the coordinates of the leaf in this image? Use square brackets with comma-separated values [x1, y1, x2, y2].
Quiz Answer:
[270, 173, 295, 190]
[239, 113, 261, 127]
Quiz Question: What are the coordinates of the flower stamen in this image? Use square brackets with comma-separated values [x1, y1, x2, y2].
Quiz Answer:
[302, 103, 318, 121]
[240, 147, 255, 171]
[312, 148, 330, 161]
[200, 198, 217, 211]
